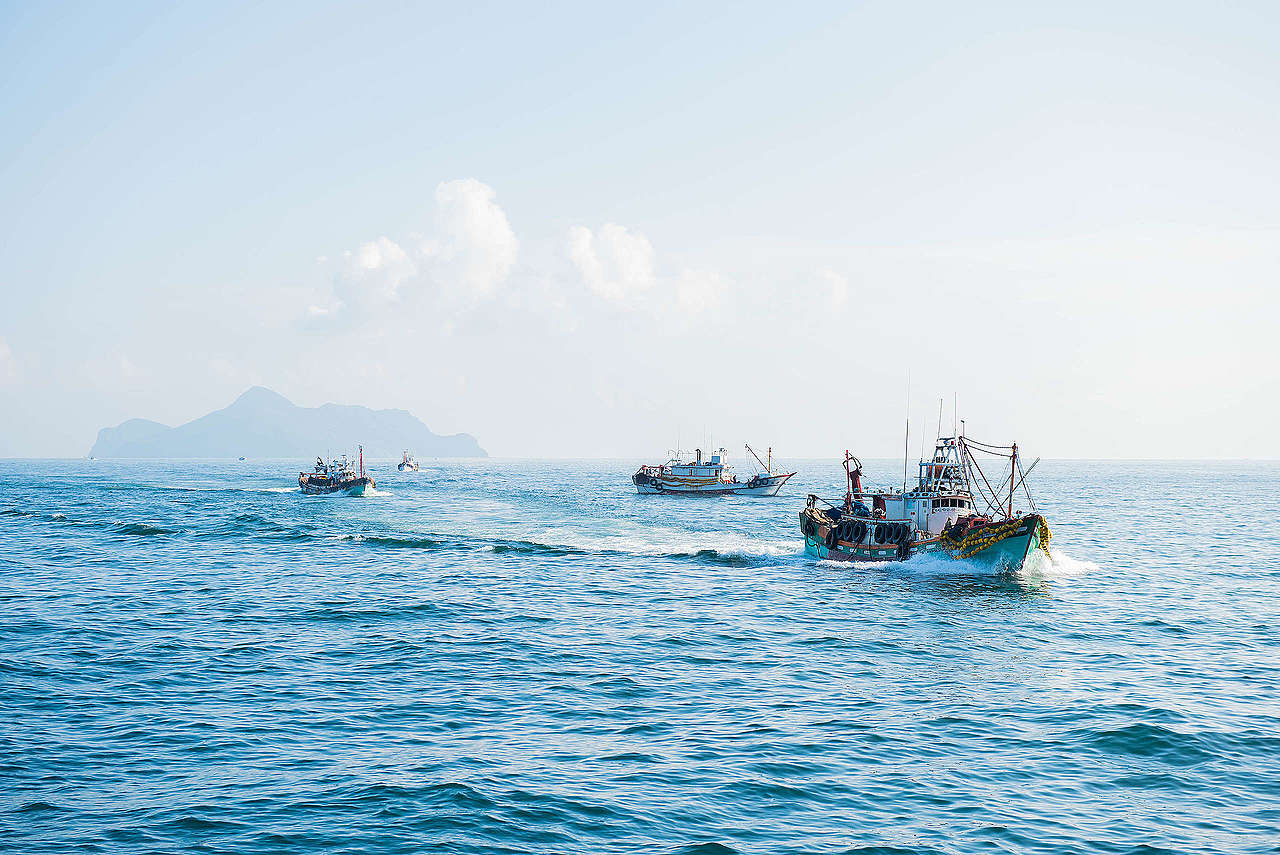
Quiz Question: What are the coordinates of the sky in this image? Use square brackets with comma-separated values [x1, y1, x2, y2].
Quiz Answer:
[1, 0, 1276, 459]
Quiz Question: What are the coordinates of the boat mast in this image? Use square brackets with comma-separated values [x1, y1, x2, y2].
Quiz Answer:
[1008, 442, 1017, 518]
[844, 451, 862, 509]
[902, 373, 910, 495]
[903, 416, 908, 495]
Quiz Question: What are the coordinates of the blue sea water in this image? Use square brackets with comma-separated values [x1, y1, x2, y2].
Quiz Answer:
[1, 457, 1278, 854]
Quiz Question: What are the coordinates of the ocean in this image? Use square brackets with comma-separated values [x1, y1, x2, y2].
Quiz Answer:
[2, 458, 1278, 854]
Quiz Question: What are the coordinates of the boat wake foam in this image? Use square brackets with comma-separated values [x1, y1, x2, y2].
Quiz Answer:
[897, 551, 995, 576]
[1039, 550, 1100, 577]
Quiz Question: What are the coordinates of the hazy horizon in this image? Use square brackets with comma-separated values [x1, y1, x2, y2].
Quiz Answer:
[3, 2, 1276, 459]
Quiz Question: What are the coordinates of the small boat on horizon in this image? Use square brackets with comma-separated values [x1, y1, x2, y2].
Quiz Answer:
[800, 433, 1051, 572]
[397, 450, 420, 472]
[633, 445, 796, 496]
[299, 446, 375, 496]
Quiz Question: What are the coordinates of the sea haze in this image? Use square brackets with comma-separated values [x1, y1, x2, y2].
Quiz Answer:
[1, 458, 1277, 854]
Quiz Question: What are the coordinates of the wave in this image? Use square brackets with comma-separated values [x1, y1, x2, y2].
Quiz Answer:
[113, 522, 177, 537]
[297, 600, 446, 622]
[661, 548, 763, 567]
[333, 533, 449, 551]
[535, 526, 799, 564]
[1080, 722, 1216, 766]
[490, 539, 588, 557]
[213, 513, 312, 542]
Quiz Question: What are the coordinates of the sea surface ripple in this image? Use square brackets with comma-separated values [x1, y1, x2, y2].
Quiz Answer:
[2, 458, 1278, 854]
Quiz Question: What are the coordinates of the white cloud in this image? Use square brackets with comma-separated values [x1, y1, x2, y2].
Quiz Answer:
[424, 178, 518, 298]
[567, 223, 655, 300]
[565, 222, 726, 318]
[308, 179, 518, 325]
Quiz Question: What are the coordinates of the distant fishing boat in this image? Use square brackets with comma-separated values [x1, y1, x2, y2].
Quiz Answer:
[800, 433, 1051, 571]
[633, 445, 795, 496]
[299, 446, 375, 496]
[397, 450, 419, 472]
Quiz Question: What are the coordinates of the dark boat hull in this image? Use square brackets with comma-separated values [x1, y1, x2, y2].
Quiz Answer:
[298, 475, 375, 496]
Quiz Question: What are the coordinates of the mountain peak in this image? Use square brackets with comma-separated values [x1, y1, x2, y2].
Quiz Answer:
[232, 386, 293, 407]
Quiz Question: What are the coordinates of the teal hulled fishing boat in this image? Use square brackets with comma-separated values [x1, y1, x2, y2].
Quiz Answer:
[298, 446, 375, 496]
[800, 433, 1052, 572]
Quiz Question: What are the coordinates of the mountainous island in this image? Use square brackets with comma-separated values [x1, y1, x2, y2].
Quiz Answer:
[89, 386, 486, 459]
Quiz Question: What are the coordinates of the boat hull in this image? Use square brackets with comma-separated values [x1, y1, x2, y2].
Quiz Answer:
[801, 510, 1048, 572]
[299, 476, 375, 496]
[634, 472, 794, 496]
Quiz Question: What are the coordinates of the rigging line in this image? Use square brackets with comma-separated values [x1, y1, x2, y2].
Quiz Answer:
[965, 444, 1005, 516]
[960, 436, 1014, 450]
[1013, 455, 1039, 513]
[967, 465, 998, 515]
[991, 454, 1038, 503]
[989, 469, 1015, 504]
[962, 440, 1015, 453]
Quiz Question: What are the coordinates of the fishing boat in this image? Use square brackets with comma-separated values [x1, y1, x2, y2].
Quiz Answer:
[799, 433, 1051, 571]
[299, 446, 375, 496]
[397, 450, 419, 472]
[633, 445, 796, 496]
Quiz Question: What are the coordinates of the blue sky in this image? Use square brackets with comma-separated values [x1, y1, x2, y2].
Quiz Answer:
[1, 1, 1277, 458]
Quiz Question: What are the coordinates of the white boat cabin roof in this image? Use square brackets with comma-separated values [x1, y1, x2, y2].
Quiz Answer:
[663, 447, 729, 475]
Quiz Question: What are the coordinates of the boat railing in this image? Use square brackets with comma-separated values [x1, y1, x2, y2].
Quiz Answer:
[805, 494, 914, 524]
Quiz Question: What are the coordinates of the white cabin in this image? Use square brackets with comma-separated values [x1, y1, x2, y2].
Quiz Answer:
[869, 437, 975, 535]
[665, 447, 729, 480]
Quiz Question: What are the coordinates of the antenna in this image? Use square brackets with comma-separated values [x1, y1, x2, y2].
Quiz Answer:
[919, 417, 927, 469]
[903, 372, 911, 494]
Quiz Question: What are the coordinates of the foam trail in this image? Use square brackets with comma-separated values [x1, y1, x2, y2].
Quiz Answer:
[1039, 550, 1099, 577]
[898, 551, 996, 576]
[536, 525, 799, 560]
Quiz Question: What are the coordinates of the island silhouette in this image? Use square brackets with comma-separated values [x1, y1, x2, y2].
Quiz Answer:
[89, 386, 486, 459]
